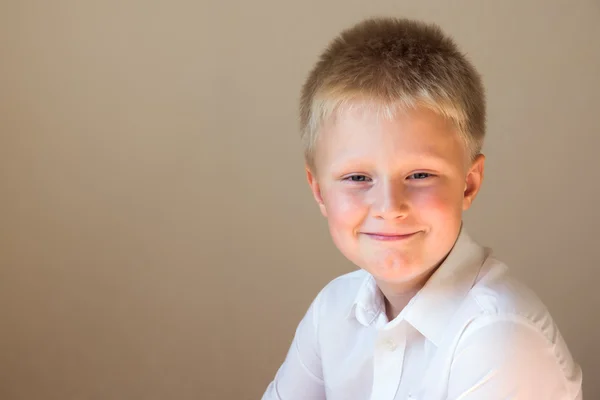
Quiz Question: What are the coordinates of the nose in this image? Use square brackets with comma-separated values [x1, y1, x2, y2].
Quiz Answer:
[371, 179, 409, 220]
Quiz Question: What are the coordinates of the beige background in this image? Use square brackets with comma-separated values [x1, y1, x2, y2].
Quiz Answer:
[1, 1, 599, 399]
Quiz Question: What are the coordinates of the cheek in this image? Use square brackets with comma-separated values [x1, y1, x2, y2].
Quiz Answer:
[410, 185, 463, 220]
[324, 189, 368, 231]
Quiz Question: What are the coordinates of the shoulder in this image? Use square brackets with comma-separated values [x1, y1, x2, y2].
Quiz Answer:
[466, 255, 558, 342]
[451, 255, 582, 398]
[317, 269, 368, 306]
[450, 312, 582, 399]
[321, 269, 368, 295]
[309, 269, 368, 321]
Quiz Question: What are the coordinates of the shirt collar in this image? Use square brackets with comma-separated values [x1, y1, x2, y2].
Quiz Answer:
[348, 227, 488, 346]
[347, 271, 384, 326]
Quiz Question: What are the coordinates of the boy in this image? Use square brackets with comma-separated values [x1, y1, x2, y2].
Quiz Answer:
[262, 18, 582, 399]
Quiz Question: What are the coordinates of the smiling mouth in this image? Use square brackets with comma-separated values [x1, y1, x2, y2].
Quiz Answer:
[361, 231, 420, 241]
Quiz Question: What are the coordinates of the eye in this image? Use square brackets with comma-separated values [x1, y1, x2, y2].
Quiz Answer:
[344, 174, 371, 182]
[407, 172, 433, 180]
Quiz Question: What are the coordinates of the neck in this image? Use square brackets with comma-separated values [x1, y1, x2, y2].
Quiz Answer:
[383, 290, 419, 321]
[376, 267, 438, 321]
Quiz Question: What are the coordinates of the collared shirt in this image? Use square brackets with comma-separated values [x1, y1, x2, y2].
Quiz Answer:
[261, 230, 583, 400]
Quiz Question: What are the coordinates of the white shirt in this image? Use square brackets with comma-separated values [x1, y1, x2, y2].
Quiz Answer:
[262, 230, 583, 400]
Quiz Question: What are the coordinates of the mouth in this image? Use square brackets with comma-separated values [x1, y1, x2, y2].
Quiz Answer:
[361, 231, 421, 241]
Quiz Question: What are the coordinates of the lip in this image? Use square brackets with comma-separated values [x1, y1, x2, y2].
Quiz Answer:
[361, 231, 420, 241]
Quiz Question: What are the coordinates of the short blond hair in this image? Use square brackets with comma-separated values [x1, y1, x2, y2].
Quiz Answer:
[300, 17, 486, 169]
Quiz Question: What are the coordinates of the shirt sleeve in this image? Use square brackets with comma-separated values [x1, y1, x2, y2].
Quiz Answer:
[261, 290, 326, 400]
[446, 316, 583, 400]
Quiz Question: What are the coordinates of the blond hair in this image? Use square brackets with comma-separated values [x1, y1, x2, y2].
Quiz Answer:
[300, 17, 486, 169]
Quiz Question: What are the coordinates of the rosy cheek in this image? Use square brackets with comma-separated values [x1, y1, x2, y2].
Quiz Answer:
[410, 187, 455, 215]
[325, 190, 366, 226]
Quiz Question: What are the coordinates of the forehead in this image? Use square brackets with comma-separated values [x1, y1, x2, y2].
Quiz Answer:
[315, 105, 467, 170]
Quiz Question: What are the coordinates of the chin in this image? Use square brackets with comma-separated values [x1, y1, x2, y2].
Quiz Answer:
[374, 265, 419, 279]
[360, 250, 430, 282]
[362, 259, 415, 279]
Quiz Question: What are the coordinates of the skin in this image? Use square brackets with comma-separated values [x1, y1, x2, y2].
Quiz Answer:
[306, 105, 485, 320]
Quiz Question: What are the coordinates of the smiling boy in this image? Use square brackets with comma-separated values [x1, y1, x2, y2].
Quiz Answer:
[262, 18, 582, 399]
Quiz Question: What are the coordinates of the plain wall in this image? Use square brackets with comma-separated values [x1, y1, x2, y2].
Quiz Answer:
[1, 1, 599, 398]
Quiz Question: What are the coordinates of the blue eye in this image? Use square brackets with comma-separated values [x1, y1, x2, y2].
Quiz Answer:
[345, 175, 371, 182]
[408, 172, 432, 180]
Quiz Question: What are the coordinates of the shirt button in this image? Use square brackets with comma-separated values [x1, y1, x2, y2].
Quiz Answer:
[385, 339, 397, 351]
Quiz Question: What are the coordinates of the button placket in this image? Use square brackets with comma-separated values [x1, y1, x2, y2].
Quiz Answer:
[370, 324, 407, 400]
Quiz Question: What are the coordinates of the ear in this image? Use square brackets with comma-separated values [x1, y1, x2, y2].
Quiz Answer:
[305, 165, 328, 217]
[463, 154, 485, 211]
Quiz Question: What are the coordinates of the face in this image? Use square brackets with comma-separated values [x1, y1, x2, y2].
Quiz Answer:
[306, 105, 484, 291]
